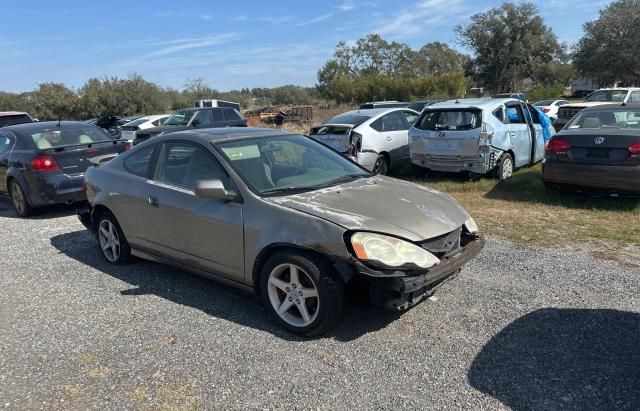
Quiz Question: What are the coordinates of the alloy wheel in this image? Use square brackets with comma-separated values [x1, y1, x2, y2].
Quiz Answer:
[374, 157, 388, 175]
[11, 182, 25, 215]
[98, 219, 121, 262]
[502, 157, 513, 179]
[267, 263, 319, 328]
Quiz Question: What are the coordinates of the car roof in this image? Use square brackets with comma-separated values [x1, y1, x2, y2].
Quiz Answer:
[594, 87, 640, 91]
[336, 108, 414, 117]
[428, 98, 518, 110]
[165, 127, 295, 143]
[0, 111, 29, 116]
[2, 120, 91, 133]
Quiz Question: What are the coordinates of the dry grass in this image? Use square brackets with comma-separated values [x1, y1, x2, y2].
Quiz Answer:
[392, 164, 640, 249]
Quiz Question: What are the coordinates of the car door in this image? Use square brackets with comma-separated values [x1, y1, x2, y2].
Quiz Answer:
[144, 141, 244, 281]
[222, 108, 244, 127]
[525, 104, 545, 163]
[190, 110, 212, 128]
[0, 133, 15, 193]
[369, 111, 411, 162]
[505, 102, 533, 167]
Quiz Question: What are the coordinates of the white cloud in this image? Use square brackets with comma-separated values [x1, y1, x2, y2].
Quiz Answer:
[336, 1, 354, 11]
[373, 0, 468, 38]
[294, 13, 334, 27]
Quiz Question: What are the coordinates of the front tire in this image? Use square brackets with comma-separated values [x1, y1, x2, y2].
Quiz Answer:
[260, 251, 345, 336]
[9, 179, 34, 217]
[96, 211, 131, 265]
[496, 153, 514, 181]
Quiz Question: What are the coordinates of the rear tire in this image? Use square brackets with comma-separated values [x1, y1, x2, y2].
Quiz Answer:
[373, 155, 389, 175]
[260, 251, 345, 337]
[496, 153, 514, 181]
[9, 179, 34, 218]
[95, 211, 131, 265]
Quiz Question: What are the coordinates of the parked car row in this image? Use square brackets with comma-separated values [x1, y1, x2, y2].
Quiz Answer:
[311, 98, 549, 180]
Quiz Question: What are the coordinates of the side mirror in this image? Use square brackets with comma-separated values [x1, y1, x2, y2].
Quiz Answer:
[194, 179, 240, 202]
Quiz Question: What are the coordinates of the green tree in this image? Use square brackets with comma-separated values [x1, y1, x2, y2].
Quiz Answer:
[414, 42, 470, 75]
[574, 0, 640, 85]
[456, 2, 563, 92]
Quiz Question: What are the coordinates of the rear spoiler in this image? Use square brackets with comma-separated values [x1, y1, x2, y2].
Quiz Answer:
[89, 153, 119, 165]
[43, 139, 128, 153]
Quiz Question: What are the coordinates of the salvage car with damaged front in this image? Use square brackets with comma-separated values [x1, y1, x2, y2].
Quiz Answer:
[409, 98, 546, 179]
[79, 128, 483, 336]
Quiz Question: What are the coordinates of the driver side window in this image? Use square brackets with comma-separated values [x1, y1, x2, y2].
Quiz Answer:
[154, 142, 229, 190]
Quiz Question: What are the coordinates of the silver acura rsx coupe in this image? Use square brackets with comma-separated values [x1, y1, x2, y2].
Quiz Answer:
[79, 127, 484, 336]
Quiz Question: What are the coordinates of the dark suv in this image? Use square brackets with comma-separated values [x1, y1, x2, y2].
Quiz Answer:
[134, 107, 247, 144]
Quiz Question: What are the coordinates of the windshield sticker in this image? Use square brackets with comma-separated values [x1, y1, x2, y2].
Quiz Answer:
[222, 144, 261, 160]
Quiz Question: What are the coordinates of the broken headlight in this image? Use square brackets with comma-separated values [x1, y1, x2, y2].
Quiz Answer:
[350, 232, 440, 269]
[464, 217, 479, 234]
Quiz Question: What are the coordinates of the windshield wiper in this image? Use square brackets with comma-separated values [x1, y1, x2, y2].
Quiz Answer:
[311, 173, 369, 188]
[262, 174, 369, 196]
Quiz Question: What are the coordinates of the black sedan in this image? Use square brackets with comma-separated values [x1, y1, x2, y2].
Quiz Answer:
[543, 104, 640, 195]
[0, 121, 130, 216]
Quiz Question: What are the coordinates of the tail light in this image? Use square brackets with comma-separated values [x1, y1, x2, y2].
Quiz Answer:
[123, 142, 133, 151]
[542, 108, 551, 113]
[350, 131, 362, 156]
[629, 143, 640, 155]
[546, 139, 571, 153]
[30, 155, 60, 171]
[478, 122, 494, 146]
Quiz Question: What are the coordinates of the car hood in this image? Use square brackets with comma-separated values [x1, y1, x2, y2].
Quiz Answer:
[138, 125, 191, 135]
[267, 176, 470, 241]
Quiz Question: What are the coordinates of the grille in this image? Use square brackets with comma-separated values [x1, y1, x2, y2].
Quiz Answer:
[420, 226, 462, 255]
[558, 107, 584, 120]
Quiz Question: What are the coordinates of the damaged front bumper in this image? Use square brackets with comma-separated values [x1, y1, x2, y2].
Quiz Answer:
[349, 235, 485, 310]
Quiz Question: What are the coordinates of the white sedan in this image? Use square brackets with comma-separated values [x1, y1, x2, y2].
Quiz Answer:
[309, 108, 419, 175]
[532, 99, 569, 120]
[119, 115, 169, 142]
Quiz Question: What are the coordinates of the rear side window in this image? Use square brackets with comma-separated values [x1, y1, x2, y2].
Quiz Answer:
[223, 108, 241, 121]
[0, 135, 13, 154]
[371, 111, 408, 132]
[123, 144, 155, 178]
[492, 107, 506, 123]
[416, 109, 482, 131]
[402, 111, 419, 125]
[506, 106, 527, 124]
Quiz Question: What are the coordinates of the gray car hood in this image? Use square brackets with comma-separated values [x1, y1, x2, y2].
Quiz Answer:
[267, 176, 470, 241]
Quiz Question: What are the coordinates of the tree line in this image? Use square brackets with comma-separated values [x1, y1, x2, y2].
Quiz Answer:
[318, 0, 639, 104]
[0, 76, 321, 121]
[1, 0, 638, 119]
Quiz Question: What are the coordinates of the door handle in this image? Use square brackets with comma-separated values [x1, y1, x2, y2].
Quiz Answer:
[385, 136, 393, 141]
[148, 196, 159, 207]
[509, 132, 517, 137]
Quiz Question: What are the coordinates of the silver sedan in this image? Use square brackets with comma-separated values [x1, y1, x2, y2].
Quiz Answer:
[80, 128, 484, 335]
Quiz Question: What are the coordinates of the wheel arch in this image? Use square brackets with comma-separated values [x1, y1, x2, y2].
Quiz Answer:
[251, 243, 352, 296]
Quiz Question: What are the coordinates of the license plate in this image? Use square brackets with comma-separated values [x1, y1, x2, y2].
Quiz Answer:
[428, 140, 459, 151]
[121, 131, 135, 140]
[586, 149, 608, 158]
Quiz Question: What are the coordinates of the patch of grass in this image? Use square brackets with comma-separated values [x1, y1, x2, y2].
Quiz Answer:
[392, 164, 640, 248]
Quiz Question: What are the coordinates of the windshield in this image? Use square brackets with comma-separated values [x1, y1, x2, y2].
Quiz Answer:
[534, 100, 554, 106]
[415, 109, 482, 131]
[164, 110, 196, 126]
[217, 135, 369, 196]
[27, 124, 113, 149]
[323, 114, 371, 125]
[586, 90, 628, 102]
[565, 109, 640, 130]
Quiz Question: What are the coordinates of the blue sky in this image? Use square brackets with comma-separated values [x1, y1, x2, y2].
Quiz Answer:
[1, 0, 611, 92]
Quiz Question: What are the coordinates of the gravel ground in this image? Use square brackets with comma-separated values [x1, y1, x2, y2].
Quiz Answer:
[0, 197, 638, 410]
